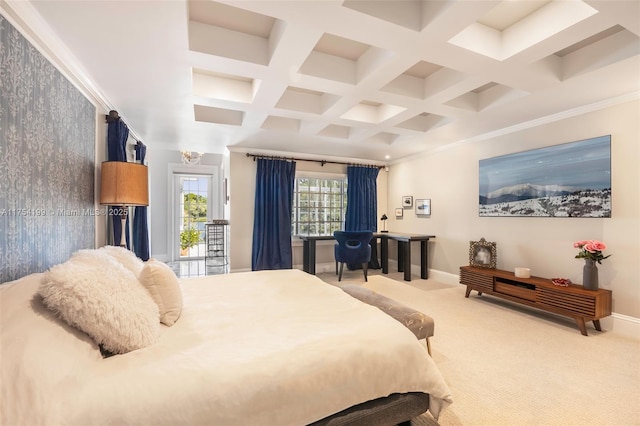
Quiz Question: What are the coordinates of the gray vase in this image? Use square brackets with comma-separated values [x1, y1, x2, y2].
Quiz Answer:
[583, 259, 599, 290]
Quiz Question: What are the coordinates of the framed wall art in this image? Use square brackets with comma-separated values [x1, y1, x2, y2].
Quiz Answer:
[402, 196, 413, 208]
[479, 135, 611, 217]
[415, 199, 431, 216]
[395, 208, 403, 218]
[469, 237, 497, 269]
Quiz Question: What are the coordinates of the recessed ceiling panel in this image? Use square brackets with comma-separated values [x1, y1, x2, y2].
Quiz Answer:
[276, 86, 340, 114]
[555, 25, 626, 57]
[189, 0, 275, 37]
[449, 0, 598, 61]
[477, 1, 551, 31]
[396, 113, 451, 132]
[261, 116, 301, 132]
[404, 61, 443, 79]
[189, 21, 270, 65]
[445, 83, 527, 112]
[382, 61, 446, 98]
[313, 33, 369, 60]
[365, 132, 399, 145]
[188, 1, 279, 65]
[555, 27, 640, 80]
[194, 105, 244, 126]
[299, 34, 377, 84]
[192, 69, 256, 103]
[342, 0, 454, 32]
[342, 0, 424, 31]
[318, 124, 351, 139]
[341, 102, 406, 124]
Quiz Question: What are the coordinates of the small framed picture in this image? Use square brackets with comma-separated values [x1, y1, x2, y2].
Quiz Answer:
[402, 196, 413, 207]
[415, 199, 431, 215]
[395, 208, 403, 218]
[469, 237, 497, 269]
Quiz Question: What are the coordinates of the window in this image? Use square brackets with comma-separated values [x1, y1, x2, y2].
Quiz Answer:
[292, 175, 347, 236]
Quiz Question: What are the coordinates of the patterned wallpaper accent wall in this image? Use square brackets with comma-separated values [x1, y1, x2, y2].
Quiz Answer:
[0, 16, 96, 283]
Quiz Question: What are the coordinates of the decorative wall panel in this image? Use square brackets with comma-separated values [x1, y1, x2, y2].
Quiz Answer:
[0, 15, 96, 283]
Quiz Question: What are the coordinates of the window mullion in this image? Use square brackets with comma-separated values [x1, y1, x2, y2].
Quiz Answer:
[292, 175, 346, 236]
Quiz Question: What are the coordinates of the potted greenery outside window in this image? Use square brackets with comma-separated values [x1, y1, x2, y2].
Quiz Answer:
[180, 227, 201, 256]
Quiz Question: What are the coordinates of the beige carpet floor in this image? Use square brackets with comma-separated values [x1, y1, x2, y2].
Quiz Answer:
[317, 270, 640, 426]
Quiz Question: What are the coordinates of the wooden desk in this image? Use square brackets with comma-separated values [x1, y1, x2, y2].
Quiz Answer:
[297, 235, 334, 276]
[297, 233, 435, 281]
[380, 233, 436, 281]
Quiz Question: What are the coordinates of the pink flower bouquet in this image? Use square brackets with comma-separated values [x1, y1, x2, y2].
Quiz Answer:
[574, 240, 611, 264]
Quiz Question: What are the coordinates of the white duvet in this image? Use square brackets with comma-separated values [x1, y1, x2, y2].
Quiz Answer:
[1, 269, 451, 425]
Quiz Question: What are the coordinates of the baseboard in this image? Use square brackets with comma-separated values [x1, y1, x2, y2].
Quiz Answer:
[316, 262, 339, 274]
[299, 261, 462, 283]
[403, 262, 640, 341]
[262, 261, 640, 341]
[606, 313, 640, 340]
[426, 264, 639, 341]
[426, 268, 460, 286]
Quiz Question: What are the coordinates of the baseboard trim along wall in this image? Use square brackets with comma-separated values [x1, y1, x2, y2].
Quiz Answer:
[299, 261, 639, 341]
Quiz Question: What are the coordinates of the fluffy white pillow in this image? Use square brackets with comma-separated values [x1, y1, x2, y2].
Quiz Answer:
[97, 245, 144, 276]
[39, 250, 160, 354]
[139, 259, 183, 326]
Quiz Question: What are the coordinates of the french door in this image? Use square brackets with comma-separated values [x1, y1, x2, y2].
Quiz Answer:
[174, 173, 213, 259]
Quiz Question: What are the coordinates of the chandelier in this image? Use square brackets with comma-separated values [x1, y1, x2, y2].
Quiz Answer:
[181, 150, 204, 165]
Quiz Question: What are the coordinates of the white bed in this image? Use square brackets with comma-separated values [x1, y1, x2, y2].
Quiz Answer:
[1, 262, 451, 425]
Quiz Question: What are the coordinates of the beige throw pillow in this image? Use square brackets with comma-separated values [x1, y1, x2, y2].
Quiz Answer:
[139, 259, 183, 326]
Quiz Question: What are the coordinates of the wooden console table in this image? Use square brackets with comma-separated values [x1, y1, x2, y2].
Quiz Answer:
[459, 266, 612, 336]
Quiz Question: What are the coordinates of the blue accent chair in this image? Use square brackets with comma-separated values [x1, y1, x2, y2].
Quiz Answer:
[334, 230, 373, 282]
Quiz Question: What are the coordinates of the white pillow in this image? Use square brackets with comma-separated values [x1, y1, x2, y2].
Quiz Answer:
[39, 250, 160, 354]
[139, 259, 183, 326]
[98, 245, 144, 276]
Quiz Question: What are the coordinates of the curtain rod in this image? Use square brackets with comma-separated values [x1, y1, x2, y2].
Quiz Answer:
[245, 153, 385, 169]
[105, 110, 141, 143]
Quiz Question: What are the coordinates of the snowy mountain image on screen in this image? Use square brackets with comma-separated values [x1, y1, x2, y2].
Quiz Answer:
[479, 184, 610, 217]
[481, 183, 581, 204]
[478, 135, 611, 217]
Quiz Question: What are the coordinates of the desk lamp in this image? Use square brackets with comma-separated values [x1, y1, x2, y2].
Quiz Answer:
[380, 214, 388, 233]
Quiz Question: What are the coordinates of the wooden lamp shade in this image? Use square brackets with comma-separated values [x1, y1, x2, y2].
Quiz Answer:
[100, 161, 149, 206]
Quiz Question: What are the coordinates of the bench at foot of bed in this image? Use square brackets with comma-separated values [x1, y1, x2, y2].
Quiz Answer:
[338, 284, 434, 355]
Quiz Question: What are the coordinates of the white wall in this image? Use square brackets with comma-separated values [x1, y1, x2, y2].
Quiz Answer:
[229, 152, 388, 271]
[386, 99, 639, 318]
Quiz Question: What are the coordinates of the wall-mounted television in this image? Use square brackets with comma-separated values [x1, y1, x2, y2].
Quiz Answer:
[479, 135, 611, 217]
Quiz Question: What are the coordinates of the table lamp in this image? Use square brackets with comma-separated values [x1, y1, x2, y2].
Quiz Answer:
[380, 214, 388, 233]
[99, 161, 149, 247]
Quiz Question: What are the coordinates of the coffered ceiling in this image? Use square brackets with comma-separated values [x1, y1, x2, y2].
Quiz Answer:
[6, 0, 640, 162]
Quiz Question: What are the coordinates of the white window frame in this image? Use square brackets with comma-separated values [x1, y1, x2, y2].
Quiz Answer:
[167, 163, 219, 261]
[292, 171, 347, 237]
